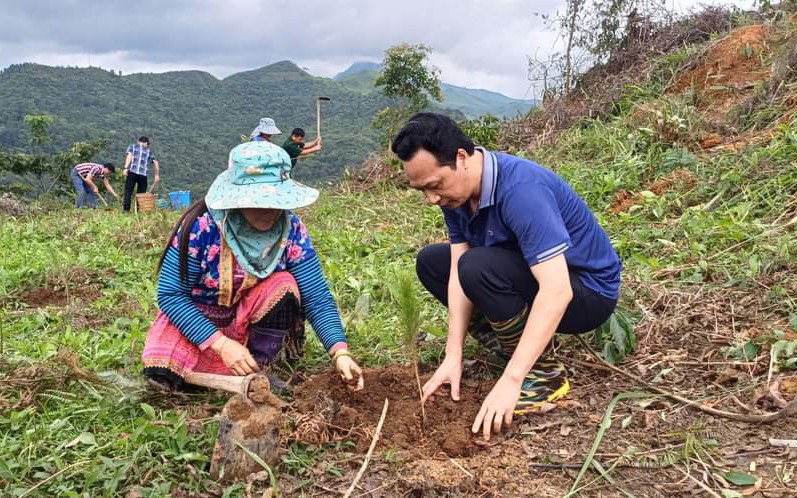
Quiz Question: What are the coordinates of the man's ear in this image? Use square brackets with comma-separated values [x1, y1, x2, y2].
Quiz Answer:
[457, 148, 470, 168]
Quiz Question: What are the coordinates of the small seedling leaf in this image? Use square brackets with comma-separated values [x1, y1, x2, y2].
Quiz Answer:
[65, 432, 96, 448]
[724, 471, 757, 486]
[140, 402, 156, 419]
[742, 342, 760, 361]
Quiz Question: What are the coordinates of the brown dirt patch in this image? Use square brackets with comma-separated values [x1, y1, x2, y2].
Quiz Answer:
[281, 276, 797, 496]
[20, 285, 102, 308]
[292, 365, 493, 457]
[610, 168, 697, 213]
[668, 25, 772, 118]
[18, 266, 106, 308]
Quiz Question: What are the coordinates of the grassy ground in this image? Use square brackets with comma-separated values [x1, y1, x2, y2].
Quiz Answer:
[2, 115, 796, 494]
[0, 188, 454, 497]
[3, 26, 797, 497]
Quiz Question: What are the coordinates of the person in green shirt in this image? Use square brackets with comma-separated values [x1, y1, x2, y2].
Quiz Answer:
[281, 128, 321, 168]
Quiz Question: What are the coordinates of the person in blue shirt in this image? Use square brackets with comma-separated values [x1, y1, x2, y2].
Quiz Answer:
[391, 113, 622, 441]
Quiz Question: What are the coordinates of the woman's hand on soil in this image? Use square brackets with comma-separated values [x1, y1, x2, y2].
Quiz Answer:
[472, 375, 521, 442]
[335, 355, 364, 391]
[212, 337, 257, 375]
[421, 355, 462, 403]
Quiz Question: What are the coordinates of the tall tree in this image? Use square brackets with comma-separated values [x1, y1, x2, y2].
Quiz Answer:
[373, 44, 443, 146]
[563, 0, 586, 97]
[375, 43, 442, 110]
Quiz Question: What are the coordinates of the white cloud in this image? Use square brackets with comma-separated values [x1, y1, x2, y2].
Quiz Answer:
[0, 0, 758, 99]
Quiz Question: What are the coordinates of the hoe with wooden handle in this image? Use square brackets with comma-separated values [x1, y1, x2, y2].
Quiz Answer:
[316, 96, 330, 138]
[184, 371, 282, 482]
[184, 371, 264, 400]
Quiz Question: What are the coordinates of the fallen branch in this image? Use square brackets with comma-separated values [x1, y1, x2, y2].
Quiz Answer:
[343, 398, 389, 498]
[577, 336, 797, 423]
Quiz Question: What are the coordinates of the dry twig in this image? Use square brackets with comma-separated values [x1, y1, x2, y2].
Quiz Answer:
[342, 398, 389, 498]
[577, 336, 797, 423]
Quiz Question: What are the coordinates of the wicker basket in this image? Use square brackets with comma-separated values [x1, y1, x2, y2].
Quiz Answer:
[135, 193, 156, 212]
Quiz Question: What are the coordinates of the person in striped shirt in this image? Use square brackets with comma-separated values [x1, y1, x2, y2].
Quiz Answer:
[122, 136, 160, 212]
[142, 141, 364, 393]
[392, 113, 622, 441]
[70, 162, 119, 208]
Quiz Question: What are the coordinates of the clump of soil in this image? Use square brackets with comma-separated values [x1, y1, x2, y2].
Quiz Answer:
[211, 394, 281, 482]
[292, 365, 494, 457]
[20, 286, 102, 308]
[247, 375, 282, 406]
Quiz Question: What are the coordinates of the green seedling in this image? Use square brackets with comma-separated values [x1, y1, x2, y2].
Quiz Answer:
[393, 270, 425, 426]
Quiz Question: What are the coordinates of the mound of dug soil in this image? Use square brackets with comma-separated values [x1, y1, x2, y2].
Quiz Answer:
[668, 24, 771, 118]
[293, 365, 495, 457]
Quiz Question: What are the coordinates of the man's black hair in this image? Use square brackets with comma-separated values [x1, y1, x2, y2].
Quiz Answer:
[291, 128, 306, 137]
[390, 112, 475, 168]
[103, 162, 116, 174]
[138, 136, 149, 143]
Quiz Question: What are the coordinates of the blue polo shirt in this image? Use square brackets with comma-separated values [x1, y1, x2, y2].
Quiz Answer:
[442, 148, 622, 300]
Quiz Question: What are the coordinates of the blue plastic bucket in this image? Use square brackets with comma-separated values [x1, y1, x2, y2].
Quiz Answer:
[168, 191, 191, 209]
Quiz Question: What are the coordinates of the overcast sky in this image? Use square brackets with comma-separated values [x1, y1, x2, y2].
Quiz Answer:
[0, 0, 755, 100]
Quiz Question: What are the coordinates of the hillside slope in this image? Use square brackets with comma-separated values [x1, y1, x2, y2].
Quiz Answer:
[0, 61, 388, 191]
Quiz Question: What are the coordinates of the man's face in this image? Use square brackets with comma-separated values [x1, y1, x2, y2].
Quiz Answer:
[290, 134, 303, 144]
[403, 149, 471, 209]
[103, 167, 112, 176]
[139, 141, 149, 148]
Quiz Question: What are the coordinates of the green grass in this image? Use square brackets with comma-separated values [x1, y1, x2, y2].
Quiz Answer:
[3, 58, 797, 497]
[0, 188, 451, 497]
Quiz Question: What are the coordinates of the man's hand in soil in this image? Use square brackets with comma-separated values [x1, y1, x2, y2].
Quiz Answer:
[472, 374, 522, 441]
[335, 354, 365, 391]
[421, 355, 462, 402]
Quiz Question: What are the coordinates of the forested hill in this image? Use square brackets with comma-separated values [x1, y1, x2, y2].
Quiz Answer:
[0, 61, 392, 192]
[0, 61, 534, 193]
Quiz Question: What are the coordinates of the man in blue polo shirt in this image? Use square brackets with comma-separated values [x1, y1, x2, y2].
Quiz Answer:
[392, 113, 622, 441]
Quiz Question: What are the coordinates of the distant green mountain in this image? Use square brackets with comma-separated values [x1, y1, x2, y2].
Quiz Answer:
[0, 60, 533, 194]
[334, 62, 537, 119]
[0, 61, 391, 193]
[334, 62, 382, 80]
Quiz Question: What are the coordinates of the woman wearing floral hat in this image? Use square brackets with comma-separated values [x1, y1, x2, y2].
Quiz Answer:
[141, 140, 363, 391]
